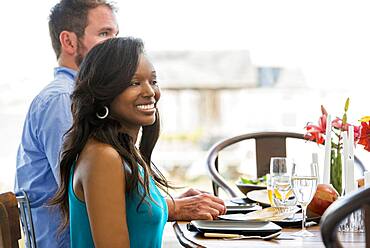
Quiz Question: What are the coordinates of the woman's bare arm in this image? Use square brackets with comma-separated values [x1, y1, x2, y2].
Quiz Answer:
[77, 141, 129, 248]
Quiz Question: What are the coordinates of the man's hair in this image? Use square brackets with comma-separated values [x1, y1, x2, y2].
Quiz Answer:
[48, 0, 116, 59]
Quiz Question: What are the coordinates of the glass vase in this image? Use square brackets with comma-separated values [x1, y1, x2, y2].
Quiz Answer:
[330, 148, 342, 194]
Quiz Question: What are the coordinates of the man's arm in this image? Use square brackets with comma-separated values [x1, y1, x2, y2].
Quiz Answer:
[38, 94, 73, 185]
[166, 188, 226, 221]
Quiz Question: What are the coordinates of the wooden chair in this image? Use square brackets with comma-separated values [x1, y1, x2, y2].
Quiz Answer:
[0, 192, 21, 248]
[206, 131, 366, 197]
[320, 185, 370, 248]
[0, 191, 37, 248]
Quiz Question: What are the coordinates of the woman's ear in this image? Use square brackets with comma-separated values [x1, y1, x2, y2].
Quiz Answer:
[59, 31, 78, 55]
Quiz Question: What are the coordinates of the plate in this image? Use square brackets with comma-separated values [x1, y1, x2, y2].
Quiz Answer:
[247, 189, 270, 206]
[228, 197, 255, 205]
[273, 212, 321, 227]
[219, 207, 300, 221]
[190, 220, 282, 236]
[225, 204, 262, 214]
[236, 182, 267, 195]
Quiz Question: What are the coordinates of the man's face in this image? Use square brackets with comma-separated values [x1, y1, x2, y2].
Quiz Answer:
[75, 5, 119, 66]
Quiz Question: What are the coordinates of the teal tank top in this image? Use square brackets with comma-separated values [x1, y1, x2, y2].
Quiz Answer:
[68, 163, 168, 248]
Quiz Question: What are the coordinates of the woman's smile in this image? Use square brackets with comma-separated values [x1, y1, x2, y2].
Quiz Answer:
[136, 102, 156, 113]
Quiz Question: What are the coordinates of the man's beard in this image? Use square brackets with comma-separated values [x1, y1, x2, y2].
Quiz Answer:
[74, 40, 86, 67]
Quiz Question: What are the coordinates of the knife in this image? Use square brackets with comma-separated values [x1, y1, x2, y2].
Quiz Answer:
[204, 231, 282, 240]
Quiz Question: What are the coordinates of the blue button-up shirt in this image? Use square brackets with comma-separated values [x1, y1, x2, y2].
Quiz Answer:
[15, 67, 77, 248]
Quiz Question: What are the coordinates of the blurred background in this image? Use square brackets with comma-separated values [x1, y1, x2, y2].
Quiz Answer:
[1, 0, 370, 196]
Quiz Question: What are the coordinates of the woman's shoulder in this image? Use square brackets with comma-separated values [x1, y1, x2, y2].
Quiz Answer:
[78, 138, 123, 174]
[85, 138, 119, 157]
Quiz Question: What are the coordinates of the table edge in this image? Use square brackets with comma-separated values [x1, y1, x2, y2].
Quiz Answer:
[173, 221, 206, 248]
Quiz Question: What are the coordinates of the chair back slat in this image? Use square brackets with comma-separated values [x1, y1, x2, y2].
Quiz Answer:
[255, 136, 287, 177]
[365, 205, 370, 248]
[16, 191, 37, 248]
[0, 202, 12, 248]
[0, 192, 21, 248]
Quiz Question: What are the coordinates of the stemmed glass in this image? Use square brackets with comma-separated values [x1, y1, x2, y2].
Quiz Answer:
[291, 161, 318, 237]
[270, 157, 295, 207]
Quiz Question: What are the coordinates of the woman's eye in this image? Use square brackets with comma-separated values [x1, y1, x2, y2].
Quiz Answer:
[151, 80, 158, 85]
[130, 81, 140, 86]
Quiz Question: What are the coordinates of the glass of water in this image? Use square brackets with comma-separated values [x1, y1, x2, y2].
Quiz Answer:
[291, 161, 318, 237]
[270, 157, 295, 207]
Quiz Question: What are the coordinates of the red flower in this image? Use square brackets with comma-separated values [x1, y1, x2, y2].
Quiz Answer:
[358, 121, 370, 152]
[304, 129, 325, 144]
[304, 112, 327, 144]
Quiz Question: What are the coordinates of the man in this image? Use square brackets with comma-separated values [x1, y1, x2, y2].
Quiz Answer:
[15, 1, 225, 247]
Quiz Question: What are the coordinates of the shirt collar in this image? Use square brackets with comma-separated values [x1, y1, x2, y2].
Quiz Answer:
[54, 67, 78, 81]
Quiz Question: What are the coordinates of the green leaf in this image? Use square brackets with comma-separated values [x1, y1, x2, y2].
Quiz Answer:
[240, 175, 267, 185]
[344, 97, 350, 112]
[240, 177, 257, 184]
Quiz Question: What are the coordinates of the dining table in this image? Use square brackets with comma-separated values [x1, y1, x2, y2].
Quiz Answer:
[172, 221, 366, 247]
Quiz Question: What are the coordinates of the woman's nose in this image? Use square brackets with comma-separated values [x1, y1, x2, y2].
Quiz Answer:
[142, 81, 156, 97]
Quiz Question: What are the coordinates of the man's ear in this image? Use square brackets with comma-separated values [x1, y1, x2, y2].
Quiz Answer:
[59, 31, 78, 55]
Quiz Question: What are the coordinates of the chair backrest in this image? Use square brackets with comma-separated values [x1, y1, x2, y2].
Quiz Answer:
[206, 131, 366, 197]
[0, 191, 37, 248]
[0, 192, 21, 248]
[16, 191, 36, 248]
[320, 186, 370, 248]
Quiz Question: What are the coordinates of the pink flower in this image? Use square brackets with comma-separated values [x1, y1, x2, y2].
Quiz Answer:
[306, 100, 366, 153]
[331, 117, 361, 141]
[304, 103, 361, 144]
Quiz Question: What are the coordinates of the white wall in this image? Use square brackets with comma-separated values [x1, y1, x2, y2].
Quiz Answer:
[1, 0, 370, 190]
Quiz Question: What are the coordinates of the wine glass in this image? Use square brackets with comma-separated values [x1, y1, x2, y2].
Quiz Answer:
[270, 157, 295, 207]
[291, 161, 318, 237]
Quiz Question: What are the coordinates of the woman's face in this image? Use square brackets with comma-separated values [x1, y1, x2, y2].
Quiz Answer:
[110, 54, 160, 136]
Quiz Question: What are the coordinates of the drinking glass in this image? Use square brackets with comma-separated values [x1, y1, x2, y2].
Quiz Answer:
[266, 173, 275, 206]
[291, 161, 318, 237]
[270, 157, 295, 207]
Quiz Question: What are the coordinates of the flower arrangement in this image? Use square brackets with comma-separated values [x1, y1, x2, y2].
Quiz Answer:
[304, 98, 370, 193]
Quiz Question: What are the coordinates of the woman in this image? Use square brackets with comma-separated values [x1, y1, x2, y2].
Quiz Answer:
[51, 37, 172, 247]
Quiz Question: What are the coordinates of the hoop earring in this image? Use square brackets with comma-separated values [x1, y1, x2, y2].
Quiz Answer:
[96, 106, 109, 119]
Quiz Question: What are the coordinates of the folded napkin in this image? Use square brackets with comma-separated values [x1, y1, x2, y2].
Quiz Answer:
[219, 206, 300, 221]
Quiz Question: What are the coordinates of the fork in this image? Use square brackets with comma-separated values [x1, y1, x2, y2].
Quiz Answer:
[204, 231, 282, 240]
